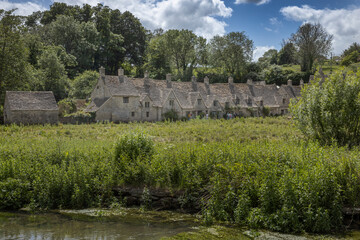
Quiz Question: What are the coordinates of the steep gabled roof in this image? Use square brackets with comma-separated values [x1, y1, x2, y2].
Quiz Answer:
[104, 76, 139, 96]
[5, 91, 58, 111]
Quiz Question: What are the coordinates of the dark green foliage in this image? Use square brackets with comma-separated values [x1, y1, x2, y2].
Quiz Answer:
[278, 42, 297, 65]
[70, 70, 99, 99]
[290, 70, 360, 147]
[163, 109, 179, 121]
[0, 178, 30, 210]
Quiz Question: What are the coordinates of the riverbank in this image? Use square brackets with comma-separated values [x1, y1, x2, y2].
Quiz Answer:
[1, 118, 360, 233]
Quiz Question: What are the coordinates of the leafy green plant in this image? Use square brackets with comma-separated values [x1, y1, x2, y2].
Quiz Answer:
[290, 70, 360, 147]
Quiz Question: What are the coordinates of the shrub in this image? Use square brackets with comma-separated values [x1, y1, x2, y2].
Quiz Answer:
[163, 109, 179, 121]
[114, 132, 154, 163]
[290, 70, 360, 147]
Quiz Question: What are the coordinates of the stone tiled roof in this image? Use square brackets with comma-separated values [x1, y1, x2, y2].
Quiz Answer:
[6, 91, 58, 111]
[90, 73, 303, 112]
[105, 76, 139, 96]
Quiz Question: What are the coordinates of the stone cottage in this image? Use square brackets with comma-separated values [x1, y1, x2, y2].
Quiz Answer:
[4, 91, 59, 124]
[85, 67, 302, 122]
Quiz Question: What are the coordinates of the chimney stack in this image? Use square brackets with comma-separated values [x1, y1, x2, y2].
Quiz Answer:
[99, 66, 105, 76]
[247, 79, 253, 85]
[118, 68, 124, 76]
[118, 68, 124, 83]
[204, 76, 209, 85]
[144, 70, 149, 79]
[287, 79, 292, 86]
[192, 76, 198, 92]
[228, 76, 234, 84]
[300, 79, 304, 87]
[166, 73, 172, 88]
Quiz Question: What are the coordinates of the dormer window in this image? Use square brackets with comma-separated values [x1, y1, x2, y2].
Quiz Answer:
[283, 98, 286, 104]
[169, 99, 174, 106]
[225, 102, 230, 108]
[235, 98, 240, 105]
[145, 102, 150, 108]
[213, 100, 217, 107]
[247, 98, 252, 104]
[197, 99, 202, 105]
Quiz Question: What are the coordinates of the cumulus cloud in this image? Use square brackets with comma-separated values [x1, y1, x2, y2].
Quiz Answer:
[281, 5, 360, 54]
[253, 46, 275, 62]
[55, 0, 233, 39]
[0, 1, 46, 16]
[234, 0, 270, 6]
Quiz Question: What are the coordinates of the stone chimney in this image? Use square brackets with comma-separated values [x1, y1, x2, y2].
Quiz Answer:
[166, 73, 172, 88]
[204, 76, 210, 95]
[309, 75, 315, 83]
[144, 71, 149, 79]
[247, 79, 253, 85]
[287, 79, 292, 86]
[99, 66, 105, 76]
[300, 79, 304, 87]
[118, 68, 124, 83]
[228, 76, 234, 84]
[192, 76, 198, 92]
[204, 76, 209, 85]
[118, 68, 124, 76]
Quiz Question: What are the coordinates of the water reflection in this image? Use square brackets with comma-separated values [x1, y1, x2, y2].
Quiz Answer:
[0, 212, 193, 240]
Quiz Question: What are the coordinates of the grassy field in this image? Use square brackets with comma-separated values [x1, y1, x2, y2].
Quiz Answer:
[1, 118, 360, 233]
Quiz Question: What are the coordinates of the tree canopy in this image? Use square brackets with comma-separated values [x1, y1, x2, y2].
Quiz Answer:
[291, 23, 333, 72]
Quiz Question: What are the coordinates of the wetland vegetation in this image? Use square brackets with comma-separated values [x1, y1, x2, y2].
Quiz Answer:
[1, 117, 360, 235]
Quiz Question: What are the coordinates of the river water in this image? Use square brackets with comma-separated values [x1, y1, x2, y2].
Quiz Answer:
[0, 211, 194, 240]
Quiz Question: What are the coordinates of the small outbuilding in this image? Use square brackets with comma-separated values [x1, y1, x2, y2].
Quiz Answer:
[4, 91, 59, 124]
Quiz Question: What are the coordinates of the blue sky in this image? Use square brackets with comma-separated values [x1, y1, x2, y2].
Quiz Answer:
[2, 0, 360, 60]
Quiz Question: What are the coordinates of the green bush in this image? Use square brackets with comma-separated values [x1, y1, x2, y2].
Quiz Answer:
[114, 132, 154, 162]
[290, 70, 360, 147]
[0, 178, 30, 210]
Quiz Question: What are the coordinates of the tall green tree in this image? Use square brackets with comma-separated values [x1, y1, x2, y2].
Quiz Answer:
[291, 23, 333, 72]
[93, 4, 124, 74]
[209, 32, 253, 81]
[0, 10, 31, 102]
[278, 42, 297, 65]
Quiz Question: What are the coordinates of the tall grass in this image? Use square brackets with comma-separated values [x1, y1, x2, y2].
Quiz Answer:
[0, 118, 360, 233]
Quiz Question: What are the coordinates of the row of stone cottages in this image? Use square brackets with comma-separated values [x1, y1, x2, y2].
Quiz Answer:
[3, 67, 303, 124]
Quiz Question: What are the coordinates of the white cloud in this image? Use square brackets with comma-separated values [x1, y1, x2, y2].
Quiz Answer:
[0, 1, 46, 16]
[55, 0, 233, 39]
[281, 5, 360, 54]
[253, 46, 275, 62]
[234, 0, 270, 6]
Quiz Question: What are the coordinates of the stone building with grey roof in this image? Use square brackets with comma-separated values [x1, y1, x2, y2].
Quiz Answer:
[4, 91, 59, 124]
[85, 67, 302, 122]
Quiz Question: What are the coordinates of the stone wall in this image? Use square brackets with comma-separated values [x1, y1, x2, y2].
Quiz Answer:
[6, 110, 58, 124]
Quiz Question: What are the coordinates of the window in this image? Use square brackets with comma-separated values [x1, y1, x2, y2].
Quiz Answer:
[169, 99, 174, 106]
[96, 86, 99, 89]
[283, 98, 286, 104]
[145, 102, 150, 108]
[197, 99, 202, 105]
[213, 100, 217, 107]
[260, 100, 264, 107]
[123, 97, 129, 103]
[146, 112, 150, 117]
[235, 98, 240, 105]
[225, 102, 230, 109]
[131, 112, 135, 117]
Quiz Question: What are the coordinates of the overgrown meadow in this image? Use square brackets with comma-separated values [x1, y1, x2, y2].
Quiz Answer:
[1, 118, 360, 233]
